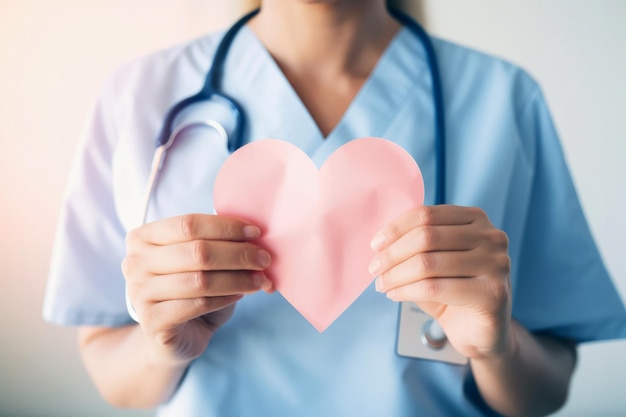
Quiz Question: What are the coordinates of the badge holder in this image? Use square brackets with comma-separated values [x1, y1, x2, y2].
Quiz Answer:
[396, 302, 467, 365]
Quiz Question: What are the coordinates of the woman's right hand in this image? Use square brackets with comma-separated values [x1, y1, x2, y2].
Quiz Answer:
[122, 213, 273, 368]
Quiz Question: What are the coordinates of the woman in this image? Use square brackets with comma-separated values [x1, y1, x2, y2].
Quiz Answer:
[44, 1, 626, 416]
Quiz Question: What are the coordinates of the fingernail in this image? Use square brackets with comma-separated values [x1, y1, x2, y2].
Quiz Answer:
[257, 249, 271, 268]
[252, 272, 270, 290]
[370, 233, 387, 251]
[375, 277, 384, 292]
[368, 257, 382, 276]
[243, 225, 261, 239]
[386, 289, 397, 300]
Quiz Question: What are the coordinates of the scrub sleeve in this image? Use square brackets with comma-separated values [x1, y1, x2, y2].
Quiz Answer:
[43, 74, 131, 327]
[511, 88, 626, 342]
[465, 86, 626, 417]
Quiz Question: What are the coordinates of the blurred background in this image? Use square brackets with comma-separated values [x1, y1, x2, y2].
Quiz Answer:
[0, 0, 624, 416]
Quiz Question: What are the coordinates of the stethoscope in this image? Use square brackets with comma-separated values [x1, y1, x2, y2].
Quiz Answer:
[134, 7, 458, 361]
[141, 7, 445, 224]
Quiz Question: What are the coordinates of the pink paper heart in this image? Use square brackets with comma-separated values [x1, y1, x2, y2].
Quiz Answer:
[214, 138, 424, 332]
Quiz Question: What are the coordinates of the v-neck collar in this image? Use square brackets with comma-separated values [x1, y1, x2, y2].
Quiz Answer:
[221, 25, 428, 165]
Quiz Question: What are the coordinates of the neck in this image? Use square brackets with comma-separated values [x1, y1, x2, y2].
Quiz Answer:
[249, 0, 399, 78]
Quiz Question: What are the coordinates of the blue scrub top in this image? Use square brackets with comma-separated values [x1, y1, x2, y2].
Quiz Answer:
[44, 25, 626, 416]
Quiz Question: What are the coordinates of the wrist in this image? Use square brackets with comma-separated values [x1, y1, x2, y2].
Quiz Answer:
[468, 320, 576, 417]
[139, 328, 201, 371]
[146, 340, 199, 371]
[472, 319, 521, 367]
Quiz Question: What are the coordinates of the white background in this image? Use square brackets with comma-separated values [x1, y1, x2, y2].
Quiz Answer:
[0, 1, 624, 416]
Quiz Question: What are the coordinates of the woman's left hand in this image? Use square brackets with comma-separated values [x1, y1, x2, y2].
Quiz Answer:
[369, 205, 514, 360]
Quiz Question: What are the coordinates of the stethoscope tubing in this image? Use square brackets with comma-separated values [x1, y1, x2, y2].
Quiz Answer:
[387, 8, 446, 205]
[130, 8, 448, 329]
[141, 7, 446, 226]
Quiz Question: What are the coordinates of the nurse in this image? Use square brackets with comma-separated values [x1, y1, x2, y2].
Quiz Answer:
[44, 0, 626, 416]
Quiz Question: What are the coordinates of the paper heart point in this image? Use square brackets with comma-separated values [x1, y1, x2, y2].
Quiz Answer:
[214, 138, 424, 332]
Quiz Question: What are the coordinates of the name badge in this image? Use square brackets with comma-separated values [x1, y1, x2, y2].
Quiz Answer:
[396, 302, 468, 365]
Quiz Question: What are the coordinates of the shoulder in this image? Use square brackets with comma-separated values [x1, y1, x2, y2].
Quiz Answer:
[429, 37, 555, 168]
[431, 37, 542, 113]
[93, 29, 227, 144]
[101, 29, 225, 106]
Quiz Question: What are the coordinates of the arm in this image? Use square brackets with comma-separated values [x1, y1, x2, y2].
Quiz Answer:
[78, 214, 273, 408]
[78, 325, 188, 409]
[371, 205, 576, 417]
[470, 321, 577, 417]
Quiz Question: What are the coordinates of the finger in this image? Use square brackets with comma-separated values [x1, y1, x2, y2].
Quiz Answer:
[146, 240, 271, 274]
[147, 295, 244, 327]
[385, 276, 509, 311]
[143, 271, 273, 301]
[371, 205, 487, 251]
[374, 249, 484, 292]
[129, 213, 261, 246]
[370, 224, 481, 275]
